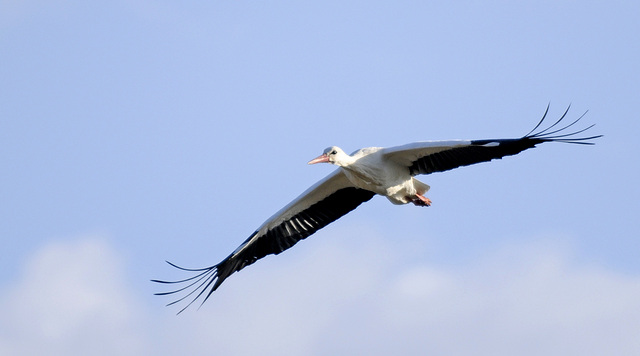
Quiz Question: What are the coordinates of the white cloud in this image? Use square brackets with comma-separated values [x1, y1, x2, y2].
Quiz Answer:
[2, 230, 640, 356]
[0, 237, 149, 356]
[158, 229, 640, 356]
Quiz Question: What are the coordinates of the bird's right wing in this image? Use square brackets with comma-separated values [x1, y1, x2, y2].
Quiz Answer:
[153, 169, 375, 313]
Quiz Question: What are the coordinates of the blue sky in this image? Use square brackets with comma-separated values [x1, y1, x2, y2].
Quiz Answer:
[1, 1, 639, 355]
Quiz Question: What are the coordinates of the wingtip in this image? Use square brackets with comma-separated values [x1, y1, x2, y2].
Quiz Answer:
[153, 261, 221, 313]
[526, 104, 601, 145]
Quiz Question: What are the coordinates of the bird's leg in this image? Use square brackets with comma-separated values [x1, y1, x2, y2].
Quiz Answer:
[408, 194, 432, 207]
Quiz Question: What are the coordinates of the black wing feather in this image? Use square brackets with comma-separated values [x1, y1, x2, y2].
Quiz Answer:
[408, 138, 538, 175]
[409, 107, 601, 176]
[153, 187, 375, 313]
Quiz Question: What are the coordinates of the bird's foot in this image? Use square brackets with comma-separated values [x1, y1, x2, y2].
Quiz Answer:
[409, 194, 432, 207]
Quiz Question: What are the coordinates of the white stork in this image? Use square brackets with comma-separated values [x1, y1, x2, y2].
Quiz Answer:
[153, 106, 601, 313]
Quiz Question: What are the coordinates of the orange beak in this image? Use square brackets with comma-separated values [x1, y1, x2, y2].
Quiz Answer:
[307, 153, 330, 165]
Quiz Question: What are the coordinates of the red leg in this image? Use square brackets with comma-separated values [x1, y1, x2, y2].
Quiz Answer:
[408, 194, 432, 207]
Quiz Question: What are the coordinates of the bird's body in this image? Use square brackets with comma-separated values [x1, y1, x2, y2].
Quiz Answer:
[154, 106, 601, 313]
[316, 146, 431, 205]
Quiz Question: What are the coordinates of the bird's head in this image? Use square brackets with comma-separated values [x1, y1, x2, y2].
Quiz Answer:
[308, 146, 349, 166]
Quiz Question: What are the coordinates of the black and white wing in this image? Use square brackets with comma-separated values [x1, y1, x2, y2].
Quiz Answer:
[153, 169, 375, 313]
[382, 106, 601, 175]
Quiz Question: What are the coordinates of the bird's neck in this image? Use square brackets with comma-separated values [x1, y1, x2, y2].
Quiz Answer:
[334, 154, 356, 167]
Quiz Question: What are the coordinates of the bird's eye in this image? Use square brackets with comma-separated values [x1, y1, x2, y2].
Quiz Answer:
[331, 150, 337, 155]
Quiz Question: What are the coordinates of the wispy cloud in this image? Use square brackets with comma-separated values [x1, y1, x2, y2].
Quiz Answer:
[0, 237, 149, 356]
[2, 231, 639, 356]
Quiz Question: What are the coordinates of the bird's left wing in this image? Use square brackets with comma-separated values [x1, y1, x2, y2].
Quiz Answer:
[153, 169, 375, 313]
[382, 106, 601, 176]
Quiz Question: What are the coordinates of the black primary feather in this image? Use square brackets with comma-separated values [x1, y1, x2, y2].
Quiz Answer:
[408, 105, 602, 176]
[152, 187, 375, 314]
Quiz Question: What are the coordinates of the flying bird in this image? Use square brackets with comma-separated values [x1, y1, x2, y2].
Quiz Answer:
[153, 106, 601, 313]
